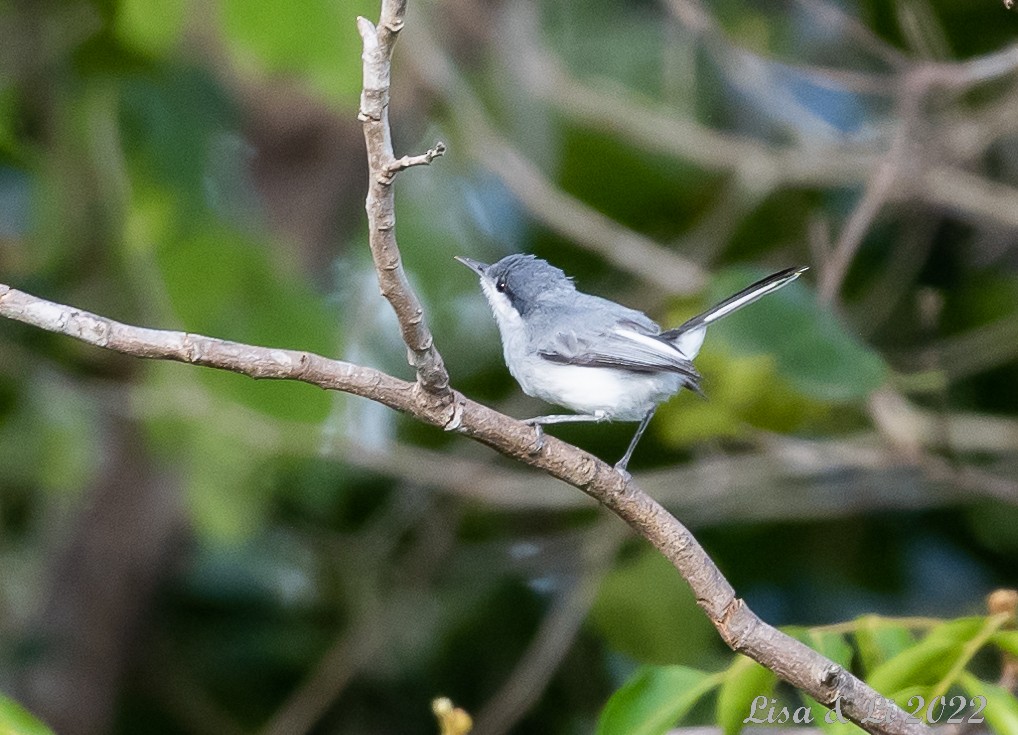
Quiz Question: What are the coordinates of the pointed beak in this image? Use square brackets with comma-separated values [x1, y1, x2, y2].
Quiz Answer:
[454, 256, 489, 277]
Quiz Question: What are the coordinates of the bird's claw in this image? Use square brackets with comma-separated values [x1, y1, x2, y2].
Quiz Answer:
[613, 462, 632, 482]
[524, 421, 545, 454]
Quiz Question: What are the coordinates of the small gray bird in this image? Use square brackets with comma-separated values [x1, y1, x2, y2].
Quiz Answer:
[457, 254, 807, 472]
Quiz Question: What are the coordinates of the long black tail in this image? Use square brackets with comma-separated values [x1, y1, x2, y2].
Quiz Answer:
[662, 266, 808, 339]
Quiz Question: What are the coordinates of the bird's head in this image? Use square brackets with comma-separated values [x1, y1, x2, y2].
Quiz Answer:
[455, 254, 574, 322]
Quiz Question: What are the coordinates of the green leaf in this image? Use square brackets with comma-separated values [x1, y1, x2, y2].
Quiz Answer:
[786, 628, 859, 734]
[801, 695, 863, 735]
[121, 68, 235, 208]
[155, 225, 335, 422]
[656, 348, 825, 444]
[923, 617, 988, 643]
[884, 686, 930, 725]
[708, 266, 887, 402]
[596, 666, 721, 735]
[0, 376, 100, 494]
[716, 656, 777, 735]
[991, 630, 1018, 658]
[589, 549, 719, 665]
[184, 425, 268, 542]
[867, 618, 986, 695]
[855, 616, 915, 675]
[783, 626, 854, 668]
[0, 695, 55, 735]
[959, 672, 1018, 735]
[220, 0, 376, 109]
[809, 629, 855, 668]
[114, 0, 188, 56]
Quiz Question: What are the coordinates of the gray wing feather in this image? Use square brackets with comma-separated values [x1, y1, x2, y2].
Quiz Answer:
[531, 292, 701, 386]
[537, 324, 702, 388]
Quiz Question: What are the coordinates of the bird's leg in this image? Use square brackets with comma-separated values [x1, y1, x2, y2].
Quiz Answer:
[523, 411, 608, 455]
[614, 408, 656, 475]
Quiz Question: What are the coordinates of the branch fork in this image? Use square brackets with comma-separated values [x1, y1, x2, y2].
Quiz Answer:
[382, 141, 447, 182]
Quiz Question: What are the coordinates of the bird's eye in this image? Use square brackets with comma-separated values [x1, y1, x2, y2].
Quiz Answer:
[496, 278, 508, 293]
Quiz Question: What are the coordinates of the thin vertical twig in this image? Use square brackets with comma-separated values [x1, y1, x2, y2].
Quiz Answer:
[357, 0, 449, 394]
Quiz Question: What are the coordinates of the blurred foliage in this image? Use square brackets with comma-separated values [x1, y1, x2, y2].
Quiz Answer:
[0, 694, 55, 735]
[598, 611, 1018, 734]
[707, 267, 888, 402]
[590, 548, 723, 667]
[1, 0, 1018, 733]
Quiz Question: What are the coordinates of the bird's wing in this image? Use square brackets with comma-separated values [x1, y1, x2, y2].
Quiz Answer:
[537, 320, 702, 387]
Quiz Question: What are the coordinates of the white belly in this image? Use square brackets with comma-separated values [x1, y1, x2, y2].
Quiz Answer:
[510, 358, 684, 421]
[482, 285, 683, 421]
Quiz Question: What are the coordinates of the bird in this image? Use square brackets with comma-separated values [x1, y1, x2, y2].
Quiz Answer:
[457, 254, 807, 473]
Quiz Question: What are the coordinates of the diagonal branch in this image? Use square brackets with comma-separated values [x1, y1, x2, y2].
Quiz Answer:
[357, 0, 450, 394]
[0, 282, 931, 735]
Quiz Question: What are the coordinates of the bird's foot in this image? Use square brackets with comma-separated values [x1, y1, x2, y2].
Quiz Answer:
[612, 461, 632, 482]
[523, 420, 545, 455]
